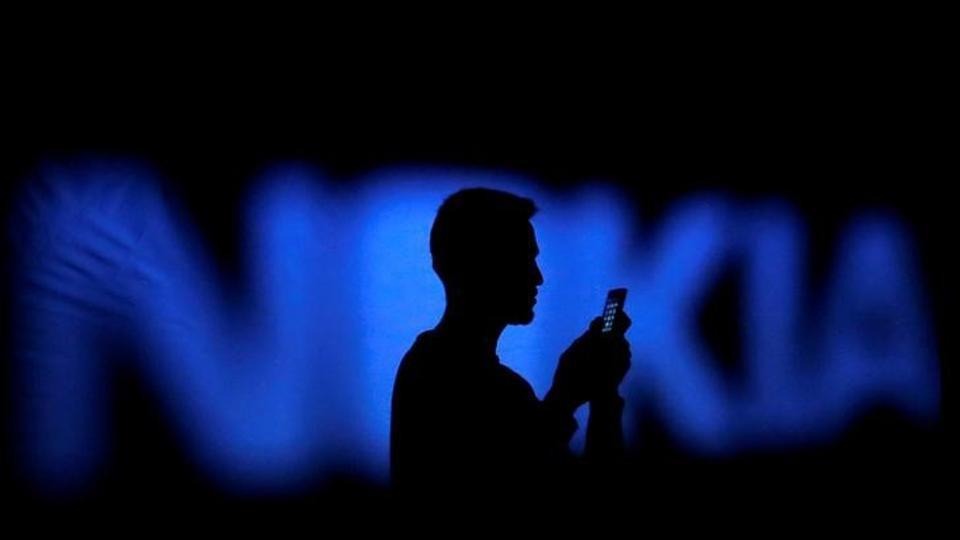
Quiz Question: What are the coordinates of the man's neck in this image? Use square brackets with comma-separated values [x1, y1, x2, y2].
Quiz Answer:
[434, 305, 506, 360]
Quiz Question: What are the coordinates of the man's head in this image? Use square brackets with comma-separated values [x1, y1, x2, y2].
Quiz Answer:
[431, 188, 544, 325]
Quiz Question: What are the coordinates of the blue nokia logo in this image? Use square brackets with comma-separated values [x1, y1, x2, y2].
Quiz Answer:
[9, 161, 939, 493]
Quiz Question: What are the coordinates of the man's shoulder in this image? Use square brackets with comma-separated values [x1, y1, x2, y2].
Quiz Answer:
[393, 329, 471, 410]
[395, 330, 450, 383]
[394, 329, 537, 400]
[398, 329, 441, 365]
[492, 362, 538, 400]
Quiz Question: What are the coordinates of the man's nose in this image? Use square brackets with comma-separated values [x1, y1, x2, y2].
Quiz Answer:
[533, 263, 544, 286]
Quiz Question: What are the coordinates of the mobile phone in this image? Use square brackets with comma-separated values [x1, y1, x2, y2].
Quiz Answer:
[601, 288, 628, 333]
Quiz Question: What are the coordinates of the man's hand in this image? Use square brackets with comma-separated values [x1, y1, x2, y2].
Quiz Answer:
[545, 311, 632, 415]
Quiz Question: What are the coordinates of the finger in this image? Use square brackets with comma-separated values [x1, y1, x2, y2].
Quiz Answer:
[618, 345, 631, 369]
[589, 316, 604, 333]
[614, 311, 632, 333]
[611, 339, 630, 361]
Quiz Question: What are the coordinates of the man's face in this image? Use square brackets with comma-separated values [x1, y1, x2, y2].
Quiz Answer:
[470, 221, 544, 325]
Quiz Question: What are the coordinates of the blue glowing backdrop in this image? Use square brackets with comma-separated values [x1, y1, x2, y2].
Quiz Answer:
[6, 160, 940, 494]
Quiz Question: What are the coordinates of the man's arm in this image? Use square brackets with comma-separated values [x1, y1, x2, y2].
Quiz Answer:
[547, 313, 631, 464]
[584, 393, 625, 461]
[539, 388, 581, 460]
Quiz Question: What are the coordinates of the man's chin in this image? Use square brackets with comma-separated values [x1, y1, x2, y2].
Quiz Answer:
[508, 309, 536, 325]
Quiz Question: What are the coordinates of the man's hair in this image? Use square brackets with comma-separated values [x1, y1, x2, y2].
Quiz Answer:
[430, 188, 537, 284]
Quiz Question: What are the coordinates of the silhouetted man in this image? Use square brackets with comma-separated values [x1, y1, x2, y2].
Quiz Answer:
[390, 188, 631, 500]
